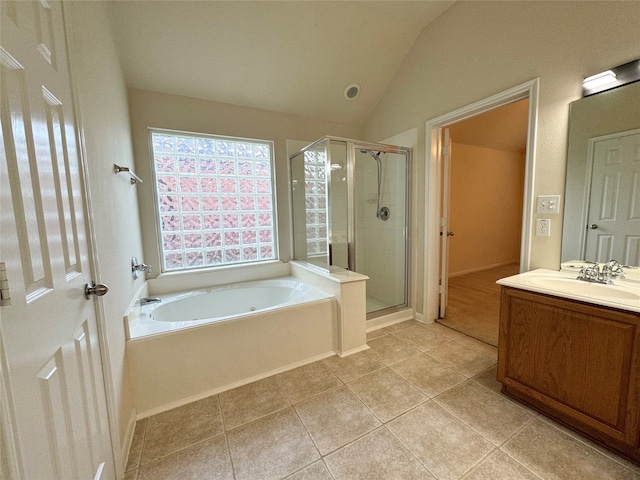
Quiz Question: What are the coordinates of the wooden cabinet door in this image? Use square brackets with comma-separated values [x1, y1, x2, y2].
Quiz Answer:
[498, 287, 640, 448]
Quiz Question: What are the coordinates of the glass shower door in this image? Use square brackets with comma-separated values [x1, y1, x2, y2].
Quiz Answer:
[354, 148, 409, 314]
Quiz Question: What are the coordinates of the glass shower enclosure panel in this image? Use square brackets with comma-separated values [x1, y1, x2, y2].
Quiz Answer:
[290, 137, 410, 318]
[290, 138, 348, 270]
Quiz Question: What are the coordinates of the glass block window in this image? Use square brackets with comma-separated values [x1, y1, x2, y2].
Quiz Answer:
[303, 149, 327, 256]
[150, 130, 276, 271]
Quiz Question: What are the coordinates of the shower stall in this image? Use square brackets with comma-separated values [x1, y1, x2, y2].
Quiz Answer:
[289, 136, 411, 318]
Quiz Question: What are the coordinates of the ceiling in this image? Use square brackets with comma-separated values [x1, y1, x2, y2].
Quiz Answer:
[107, 1, 456, 127]
[447, 99, 530, 153]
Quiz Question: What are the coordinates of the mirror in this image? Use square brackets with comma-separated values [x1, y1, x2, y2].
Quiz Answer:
[561, 81, 640, 266]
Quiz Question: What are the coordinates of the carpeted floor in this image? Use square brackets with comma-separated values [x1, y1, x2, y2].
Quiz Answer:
[437, 263, 520, 346]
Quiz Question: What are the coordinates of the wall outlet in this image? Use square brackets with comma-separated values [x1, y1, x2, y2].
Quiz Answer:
[536, 195, 561, 214]
[536, 219, 551, 237]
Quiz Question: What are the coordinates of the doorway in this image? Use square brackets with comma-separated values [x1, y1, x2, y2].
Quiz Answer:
[438, 100, 529, 345]
[423, 79, 539, 333]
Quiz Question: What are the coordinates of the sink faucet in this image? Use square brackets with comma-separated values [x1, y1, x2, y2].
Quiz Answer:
[577, 260, 625, 285]
[602, 260, 625, 283]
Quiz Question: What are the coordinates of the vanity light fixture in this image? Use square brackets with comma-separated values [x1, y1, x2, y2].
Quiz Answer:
[582, 58, 640, 97]
[582, 70, 616, 90]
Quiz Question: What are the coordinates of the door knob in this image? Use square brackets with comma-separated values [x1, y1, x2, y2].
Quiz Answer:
[85, 281, 109, 299]
[590, 224, 599, 230]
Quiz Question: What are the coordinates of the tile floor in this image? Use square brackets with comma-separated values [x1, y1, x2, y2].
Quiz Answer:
[124, 320, 640, 480]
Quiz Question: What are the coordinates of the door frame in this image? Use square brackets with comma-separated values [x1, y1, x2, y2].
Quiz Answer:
[424, 79, 540, 321]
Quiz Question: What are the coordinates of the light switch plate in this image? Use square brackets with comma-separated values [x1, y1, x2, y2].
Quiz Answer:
[536, 195, 561, 214]
[536, 219, 551, 237]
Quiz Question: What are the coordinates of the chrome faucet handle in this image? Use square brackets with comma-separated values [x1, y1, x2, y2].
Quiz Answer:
[605, 260, 625, 279]
[131, 257, 152, 279]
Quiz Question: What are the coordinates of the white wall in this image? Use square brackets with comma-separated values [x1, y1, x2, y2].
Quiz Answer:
[127, 89, 362, 279]
[67, 1, 143, 466]
[362, 1, 640, 315]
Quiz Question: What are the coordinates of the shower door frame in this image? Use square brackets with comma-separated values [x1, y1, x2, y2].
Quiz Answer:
[350, 141, 412, 319]
[289, 136, 412, 317]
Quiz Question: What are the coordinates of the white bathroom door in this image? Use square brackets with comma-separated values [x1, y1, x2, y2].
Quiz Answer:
[439, 129, 452, 318]
[584, 130, 640, 266]
[0, 1, 115, 479]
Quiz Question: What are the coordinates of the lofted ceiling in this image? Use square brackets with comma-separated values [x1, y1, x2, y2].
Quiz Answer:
[107, 1, 456, 127]
[447, 99, 530, 153]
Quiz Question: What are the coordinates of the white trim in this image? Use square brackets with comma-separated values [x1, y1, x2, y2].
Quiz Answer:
[337, 344, 371, 358]
[120, 407, 137, 473]
[423, 79, 540, 321]
[366, 308, 414, 331]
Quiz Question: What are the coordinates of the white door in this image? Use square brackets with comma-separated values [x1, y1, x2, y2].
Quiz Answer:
[439, 129, 452, 318]
[0, 1, 115, 479]
[585, 130, 640, 266]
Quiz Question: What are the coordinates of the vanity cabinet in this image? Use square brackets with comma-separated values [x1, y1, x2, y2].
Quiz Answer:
[497, 287, 640, 463]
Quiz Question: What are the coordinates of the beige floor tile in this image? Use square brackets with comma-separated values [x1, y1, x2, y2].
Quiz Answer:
[227, 407, 320, 480]
[462, 450, 540, 480]
[295, 385, 380, 455]
[347, 367, 427, 422]
[391, 324, 454, 352]
[284, 460, 334, 480]
[140, 396, 224, 464]
[426, 341, 496, 377]
[503, 417, 640, 479]
[137, 434, 233, 480]
[126, 418, 147, 472]
[472, 366, 503, 394]
[387, 401, 494, 480]
[434, 380, 535, 445]
[322, 350, 385, 383]
[366, 329, 388, 341]
[124, 469, 138, 480]
[378, 319, 419, 334]
[277, 361, 343, 403]
[367, 334, 420, 366]
[425, 322, 468, 340]
[219, 376, 289, 430]
[391, 353, 466, 397]
[324, 427, 435, 479]
[455, 335, 498, 360]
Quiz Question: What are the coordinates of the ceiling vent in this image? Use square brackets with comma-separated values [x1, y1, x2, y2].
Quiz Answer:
[344, 83, 360, 100]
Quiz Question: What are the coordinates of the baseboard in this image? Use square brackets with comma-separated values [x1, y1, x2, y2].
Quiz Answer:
[135, 351, 336, 420]
[337, 344, 370, 358]
[366, 308, 414, 331]
[121, 407, 137, 472]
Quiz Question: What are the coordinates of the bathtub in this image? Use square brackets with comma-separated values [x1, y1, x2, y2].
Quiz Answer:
[127, 277, 333, 339]
[126, 276, 337, 416]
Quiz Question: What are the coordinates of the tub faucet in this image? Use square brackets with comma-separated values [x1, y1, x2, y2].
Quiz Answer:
[132, 257, 152, 279]
[139, 297, 161, 306]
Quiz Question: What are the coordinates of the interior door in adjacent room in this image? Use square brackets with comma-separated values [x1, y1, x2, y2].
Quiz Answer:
[584, 130, 640, 266]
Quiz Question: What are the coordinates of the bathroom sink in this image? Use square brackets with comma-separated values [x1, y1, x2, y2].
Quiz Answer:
[527, 276, 640, 301]
[497, 269, 640, 312]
